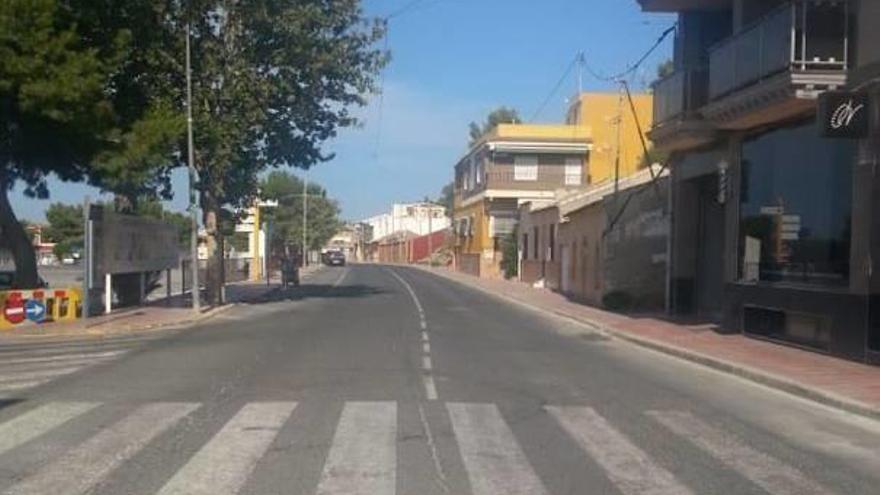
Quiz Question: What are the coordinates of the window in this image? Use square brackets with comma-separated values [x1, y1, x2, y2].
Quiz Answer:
[522, 233, 529, 260]
[474, 156, 482, 185]
[533, 226, 539, 260]
[565, 157, 582, 185]
[548, 224, 556, 261]
[514, 155, 538, 181]
[739, 120, 854, 287]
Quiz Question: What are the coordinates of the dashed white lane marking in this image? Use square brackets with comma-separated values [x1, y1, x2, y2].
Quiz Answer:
[316, 401, 397, 495]
[333, 267, 350, 287]
[547, 406, 693, 495]
[387, 269, 426, 327]
[157, 402, 297, 495]
[6, 402, 198, 495]
[387, 269, 437, 401]
[422, 375, 439, 401]
[417, 403, 449, 492]
[648, 410, 834, 495]
[0, 402, 99, 456]
[446, 403, 548, 495]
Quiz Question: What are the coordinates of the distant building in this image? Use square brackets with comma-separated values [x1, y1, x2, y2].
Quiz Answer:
[362, 202, 449, 242]
[452, 91, 653, 279]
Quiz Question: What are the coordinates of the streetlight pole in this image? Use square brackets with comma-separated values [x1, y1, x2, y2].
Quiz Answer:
[302, 173, 308, 266]
[186, 22, 200, 313]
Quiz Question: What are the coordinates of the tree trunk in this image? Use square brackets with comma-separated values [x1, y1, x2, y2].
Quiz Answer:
[0, 174, 39, 289]
[201, 194, 222, 306]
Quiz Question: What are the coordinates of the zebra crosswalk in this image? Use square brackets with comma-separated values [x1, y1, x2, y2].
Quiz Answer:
[0, 400, 842, 495]
[0, 336, 155, 397]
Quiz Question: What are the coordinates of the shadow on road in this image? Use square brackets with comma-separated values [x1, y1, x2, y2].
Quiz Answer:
[240, 283, 389, 305]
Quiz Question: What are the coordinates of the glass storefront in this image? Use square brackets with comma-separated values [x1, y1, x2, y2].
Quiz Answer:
[739, 120, 855, 287]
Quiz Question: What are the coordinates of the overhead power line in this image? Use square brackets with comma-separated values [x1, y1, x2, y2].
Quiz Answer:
[388, 0, 439, 20]
[530, 53, 582, 123]
[585, 23, 677, 83]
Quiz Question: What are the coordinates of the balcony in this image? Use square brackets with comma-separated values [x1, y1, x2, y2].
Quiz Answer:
[703, 0, 849, 129]
[650, 68, 716, 152]
[485, 169, 583, 192]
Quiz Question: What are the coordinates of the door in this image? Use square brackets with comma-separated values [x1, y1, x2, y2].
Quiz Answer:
[561, 244, 571, 293]
[696, 175, 726, 319]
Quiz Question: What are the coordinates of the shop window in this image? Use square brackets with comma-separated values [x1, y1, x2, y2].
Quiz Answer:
[739, 121, 855, 287]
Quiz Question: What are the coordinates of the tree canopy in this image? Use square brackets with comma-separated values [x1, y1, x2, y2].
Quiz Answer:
[0, 0, 183, 287]
[1, 0, 386, 293]
[468, 107, 520, 146]
[260, 171, 341, 255]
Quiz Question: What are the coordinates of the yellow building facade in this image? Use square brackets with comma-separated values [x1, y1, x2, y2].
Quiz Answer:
[566, 92, 654, 184]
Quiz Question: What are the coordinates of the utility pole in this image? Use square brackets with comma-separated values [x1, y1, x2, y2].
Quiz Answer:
[186, 22, 201, 313]
[302, 173, 308, 266]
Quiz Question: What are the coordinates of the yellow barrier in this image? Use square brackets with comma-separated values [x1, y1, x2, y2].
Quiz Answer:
[0, 288, 82, 330]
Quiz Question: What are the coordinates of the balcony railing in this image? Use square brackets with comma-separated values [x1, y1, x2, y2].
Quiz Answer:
[485, 169, 583, 190]
[653, 68, 709, 124]
[708, 0, 848, 100]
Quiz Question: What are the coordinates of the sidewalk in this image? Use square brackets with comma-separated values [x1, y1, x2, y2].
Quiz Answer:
[0, 266, 323, 341]
[419, 266, 880, 420]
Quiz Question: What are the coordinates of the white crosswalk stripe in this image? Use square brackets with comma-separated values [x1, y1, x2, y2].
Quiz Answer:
[0, 338, 144, 394]
[547, 406, 693, 495]
[5, 402, 198, 495]
[647, 410, 836, 495]
[315, 401, 397, 495]
[0, 401, 853, 495]
[156, 402, 297, 495]
[0, 402, 99, 456]
[447, 402, 549, 495]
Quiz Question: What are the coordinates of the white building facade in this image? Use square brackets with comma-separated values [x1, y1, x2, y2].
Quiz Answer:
[362, 202, 449, 241]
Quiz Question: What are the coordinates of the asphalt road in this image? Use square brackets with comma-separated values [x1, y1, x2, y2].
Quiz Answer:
[0, 264, 878, 495]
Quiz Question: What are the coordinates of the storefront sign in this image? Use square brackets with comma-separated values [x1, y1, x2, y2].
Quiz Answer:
[818, 91, 869, 138]
[717, 160, 729, 204]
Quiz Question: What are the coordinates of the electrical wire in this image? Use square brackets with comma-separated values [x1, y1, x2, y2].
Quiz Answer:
[529, 54, 580, 122]
[388, 0, 435, 20]
[584, 23, 677, 83]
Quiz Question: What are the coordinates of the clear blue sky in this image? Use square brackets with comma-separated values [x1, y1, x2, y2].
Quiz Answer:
[10, 0, 674, 223]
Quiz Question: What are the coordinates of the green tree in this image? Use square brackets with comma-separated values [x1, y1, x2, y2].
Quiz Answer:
[130, 198, 192, 248]
[0, 0, 182, 288]
[656, 59, 674, 81]
[468, 107, 520, 146]
[438, 182, 454, 218]
[43, 203, 84, 261]
[499, 229, 519, 280]
[260, 171, 341, 255]
[160, 0, 386, 303]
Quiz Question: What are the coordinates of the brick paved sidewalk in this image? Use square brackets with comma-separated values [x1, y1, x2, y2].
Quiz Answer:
[419, 266, 880, 419]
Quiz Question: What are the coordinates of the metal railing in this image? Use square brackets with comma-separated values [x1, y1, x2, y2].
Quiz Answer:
[484, 169, 583, 189]
[652, 67, 709, 124]
[708, 0, 848, 100]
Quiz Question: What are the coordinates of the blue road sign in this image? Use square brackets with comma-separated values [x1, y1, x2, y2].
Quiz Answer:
[25, 299, 46, 323]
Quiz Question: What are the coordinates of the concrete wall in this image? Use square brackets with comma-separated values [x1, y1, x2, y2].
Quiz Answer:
[559, 203, 605, 305]
[518, 205, 561, 287]
[602, 177, 670, 310]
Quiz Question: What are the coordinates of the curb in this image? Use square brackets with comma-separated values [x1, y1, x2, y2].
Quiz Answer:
[411, 265, 880, 422]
